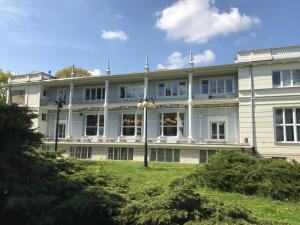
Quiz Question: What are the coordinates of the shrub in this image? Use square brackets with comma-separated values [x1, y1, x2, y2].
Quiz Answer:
[192, 151, 300, 201]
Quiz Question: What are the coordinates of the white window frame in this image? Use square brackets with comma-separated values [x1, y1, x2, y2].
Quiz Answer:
[157, 80, 187, 98]
[84, 112, 104, 136]
[274, 108, 300, 143]
[119, 84, 144, 100]
[107, 147, 133, 160]
[83, 86, 105, 101]
[58, 123, 66, 139]
[69, 146, 92, 159]
[159, 112, 185, 137]
[208, 117, 228, 141]
[200, 78, 235, 95]
[272, 70, 300, 88]
[120, 113, 143, 136]
[150, 148, 180, 162]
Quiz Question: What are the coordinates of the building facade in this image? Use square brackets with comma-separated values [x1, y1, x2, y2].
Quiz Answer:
[6, 45, 300, 163]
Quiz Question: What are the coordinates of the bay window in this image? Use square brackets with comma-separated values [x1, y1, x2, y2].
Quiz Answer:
[85, 114, 104, 136]
[85, 87, 105, 101]
[150, 148, 180, 162]
[160, 112, 184, 136]
[121, 113, 142, 136]
[120, 85, 144, 99]
[272, 70, 300, 87]
[201, 79, 234, 95]
[275, 108, 300, 142]
[107, 147, 133, 160]
[158, 81, 186, 97]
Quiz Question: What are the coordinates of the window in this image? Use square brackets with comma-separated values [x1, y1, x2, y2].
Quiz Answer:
[158, 81, 186, 97]
[107, 147, 133, 160]
[41, 114, 47, 121]
[58, 123, 66, 138]
[272, 70, 300, 87]
[275, 108, 300, 142]
[201, 79, 234, 95]
[57, 89, 67, 102]
[43, 89, 47, 97]
[85, 114, 104, 136]
[85, 87, 105, 101]
[120, 85, 143, 99]
[11, 89, 25, 105]
[121, 114, 142, 136]
[199, 150, 217, 163]
[69, 146, 92, 159]
[160, 112, 184, 136]
[210, 121, 225, 140]
[99, 115, 104, 136]
[150, 148, 180, 162]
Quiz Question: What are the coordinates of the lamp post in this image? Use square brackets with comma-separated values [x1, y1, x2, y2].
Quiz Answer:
[137, 98, 155, 168]
[54, 97, 66, 152]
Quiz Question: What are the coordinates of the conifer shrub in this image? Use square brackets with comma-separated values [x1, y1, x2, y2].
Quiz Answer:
[192, 151, 300, 201]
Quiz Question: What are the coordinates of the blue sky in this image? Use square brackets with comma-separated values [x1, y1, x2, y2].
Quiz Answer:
[0, 0, 299, 75]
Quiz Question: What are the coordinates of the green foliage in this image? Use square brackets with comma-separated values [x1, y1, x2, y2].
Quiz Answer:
[56, 65, 91, 78]
[0, 69, 11, 104]
[192, 151, 300, 201]
[116, 178, 281, 225]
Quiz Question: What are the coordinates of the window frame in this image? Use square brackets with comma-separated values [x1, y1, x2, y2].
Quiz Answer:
[159, 112, 185, 137]
[199, 150, 217, 163]
[107, 147, 133, 160]
[157, 80, 187, 98]
[84, 113, 105, 136]
[200, 78, 235, 95]
[83, 86, 105, 101]
[208, 117, 227, 141]
[150, 148, 180, 162]
[58, 123, 66, 139]
[69, 146, 92, 159]
[272, 70, 300, 88]
[119, 84, 144, 100]
[120, 113, 143, 136]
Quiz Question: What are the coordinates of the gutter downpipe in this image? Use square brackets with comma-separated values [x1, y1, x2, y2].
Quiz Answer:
[249, 64, 256, 155]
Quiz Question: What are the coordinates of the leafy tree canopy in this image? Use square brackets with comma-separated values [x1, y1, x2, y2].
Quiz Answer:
[55, 65, 91, 78]
[0, 69, 11, 104]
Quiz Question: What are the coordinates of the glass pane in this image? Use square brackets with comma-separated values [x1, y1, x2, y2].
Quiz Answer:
[272, 71, 281, 86]
[165, 149, 173, 162]
[164, 127, 177, 136]
[297, 126, 300, 142]
[282, 70, 291, 86]
[136, 114, 142, 126]
[297, 109, 300, 124]
[120, 87, 125, 98]
[276, 126, 284, 142]
[99, 115, 104, 126]
[150, 148, 156, 161]
[157, 148, 165, 162]
[121, 148, 128, 160]
[218, 80, 225, 93]
[174, 149, 180, 162]
[108, 148, 113, 160]
[219, 123, 225, 139]
[123, 127, 135, 136]
[70, 147, 74, 157]
[172, 83, 178, 96]
[123, 114, 135, 126]
[85, 89, 90, 100]
[97, 88, 102, 99]
[293, 70, 300, 86]
[275, 109, 283, 124]
[202, 80, 209, 94]
[91, 89, 96, 100]
[165, 84, 172, 96]
[164, 113, 177, 126]
[226, 80, 233, 93]
[81, 147, 87, 159]
[210, 80, 217, 94]
[211, 123, 217, 139]
[87, 147, 92, 158]
[114, 148, 120, 160]
[136, 127, 142, 136]
[87, 115, 97, 126]
[199, 150, 207, 163]
[286, 126, 294, 141]
[86, 127, 97, 135]
[285, 109, 293, 124]
[159, 84, 164, 96]
[75, 147, 81, 158]
[179, 82, 186, 95]
[128, 148, 133, 160]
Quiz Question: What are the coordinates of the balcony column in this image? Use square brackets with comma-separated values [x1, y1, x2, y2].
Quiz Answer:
[188, 72, 194, 142]
[143, 76, 148, 140]
[67, 82, 73, 138]
[6, 87, 11, 105]
[103, 79, 109, 140]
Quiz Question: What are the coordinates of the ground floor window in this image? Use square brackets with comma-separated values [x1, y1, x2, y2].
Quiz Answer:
[69, 146, 92, 159]
[199, 150, 217, 163]
[107, 147, 133, 160]
[150, 148, 180, 162]
[85, 114, 104, 136]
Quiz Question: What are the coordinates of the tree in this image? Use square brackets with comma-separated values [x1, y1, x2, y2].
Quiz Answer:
[0, 69, 11, 104]
[56, 65, 91, 78]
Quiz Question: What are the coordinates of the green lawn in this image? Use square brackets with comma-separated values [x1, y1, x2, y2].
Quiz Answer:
[82, 160, 300, 225]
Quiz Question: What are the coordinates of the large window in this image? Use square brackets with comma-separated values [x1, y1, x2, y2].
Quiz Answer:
[107, 147, 133, 160]
[69, 146, 92, 159]
[201, 79, 234, 95]
[85, 114, 104, 136]
[272, 70, 300, 87]
[11, 89, 25, 105]
[210, 121, 225, 140]
[150, 148, 180, 162]
[58, 123, 66, 138]
[158, 81, 186, 97]
[160, 112, 184, 136]
[275, 108, 300, 142]
[85, 87, 105, 101]
[199, 150, 217, 163]
[120, 85, 144, 99]
[121, 114, 142, 136]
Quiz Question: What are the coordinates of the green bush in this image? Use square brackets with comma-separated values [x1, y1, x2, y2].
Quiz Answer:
[192, 151, 300, 201]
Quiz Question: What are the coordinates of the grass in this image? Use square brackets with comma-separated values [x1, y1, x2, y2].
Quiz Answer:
[81, 160, 300, 225]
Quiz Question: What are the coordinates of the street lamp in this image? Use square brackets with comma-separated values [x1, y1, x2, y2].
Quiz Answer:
[54, 93, 66, 152]
[137, 97, 155, 168]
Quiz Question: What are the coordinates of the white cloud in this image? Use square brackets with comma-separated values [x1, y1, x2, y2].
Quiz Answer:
[101, 30, 128, 41]
[88, 68, 101, 76]
[156, 0, 260, 44]
[157, 50, 215, 70]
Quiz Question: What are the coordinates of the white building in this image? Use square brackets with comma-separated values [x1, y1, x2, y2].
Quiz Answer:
[6, 45, 300, 163]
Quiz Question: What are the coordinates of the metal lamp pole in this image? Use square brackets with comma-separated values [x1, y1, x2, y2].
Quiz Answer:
[54, 99, 65, 152]
[137, 97, 155, 168]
